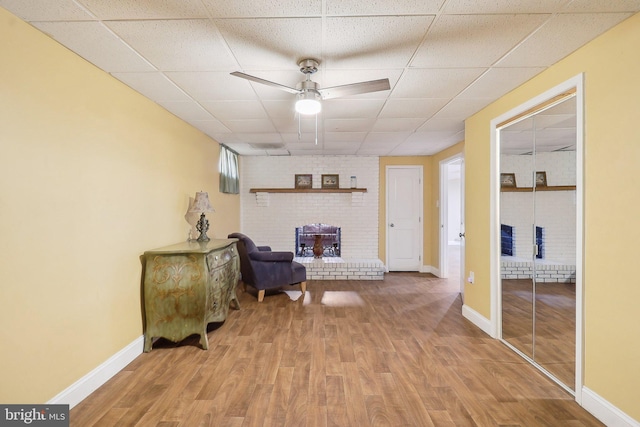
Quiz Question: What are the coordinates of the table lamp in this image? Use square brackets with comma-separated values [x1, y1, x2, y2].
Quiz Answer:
[188, 191, 215, 242]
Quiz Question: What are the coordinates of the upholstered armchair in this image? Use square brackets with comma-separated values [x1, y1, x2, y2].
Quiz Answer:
[228, 232, 307, 302]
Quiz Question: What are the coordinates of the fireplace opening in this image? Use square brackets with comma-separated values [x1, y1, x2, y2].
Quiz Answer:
[501, 224, 514, 256]
[295, 224, 341, 258]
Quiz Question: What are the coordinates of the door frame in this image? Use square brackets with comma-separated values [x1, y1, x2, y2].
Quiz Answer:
[385, 165, 423, 271]
[489, 74, 584, 401]
[439, 154, 464, 285]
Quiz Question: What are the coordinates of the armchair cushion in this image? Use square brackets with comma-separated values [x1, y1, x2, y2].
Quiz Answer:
[249, 251, 294, 263]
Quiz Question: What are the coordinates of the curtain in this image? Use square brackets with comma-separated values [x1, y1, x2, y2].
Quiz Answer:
[219, 145, 239, 194]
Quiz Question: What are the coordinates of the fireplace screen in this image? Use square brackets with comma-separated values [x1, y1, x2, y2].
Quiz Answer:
[295, 224, 341, 257]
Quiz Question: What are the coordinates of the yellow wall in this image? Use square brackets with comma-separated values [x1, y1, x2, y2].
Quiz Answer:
[464, 12, 640, 420]
[0, 8, 239, 403]
[378, 142, 464, 271]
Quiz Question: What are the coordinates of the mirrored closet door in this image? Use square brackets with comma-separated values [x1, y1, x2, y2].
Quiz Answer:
[499, 95, 577, 391]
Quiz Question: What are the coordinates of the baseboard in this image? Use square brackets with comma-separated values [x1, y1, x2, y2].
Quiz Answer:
[420, 265, 439, 276]
[462, 304, 494, 337]
[582, 387, 640, 427]
[47, 336, 144, 409]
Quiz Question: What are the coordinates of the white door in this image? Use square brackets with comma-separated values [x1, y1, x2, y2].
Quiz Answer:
[386, 166, 422, 271]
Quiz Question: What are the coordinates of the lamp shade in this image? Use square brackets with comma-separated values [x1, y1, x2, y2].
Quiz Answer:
[295, 91, 322, 115]
[188, 191, 215, 214]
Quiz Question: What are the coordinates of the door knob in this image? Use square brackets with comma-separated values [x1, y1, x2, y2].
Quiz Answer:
[390, 223, 395, 227]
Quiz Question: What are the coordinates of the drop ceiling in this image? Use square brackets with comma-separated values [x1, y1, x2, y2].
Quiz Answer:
[2, 0, 638, 156]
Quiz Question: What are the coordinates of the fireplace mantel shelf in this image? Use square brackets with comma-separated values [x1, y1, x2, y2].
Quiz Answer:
[250, 188, 367, 193]
[501, 185, 576, 192]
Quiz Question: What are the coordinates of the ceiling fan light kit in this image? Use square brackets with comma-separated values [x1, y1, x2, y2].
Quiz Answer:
[231, 58, 390, 146]
[231, 58, 390, 116]
[295, 91, 322, 115]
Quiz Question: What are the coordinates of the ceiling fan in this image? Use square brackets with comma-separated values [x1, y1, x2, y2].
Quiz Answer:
[230, 59, 390, 115]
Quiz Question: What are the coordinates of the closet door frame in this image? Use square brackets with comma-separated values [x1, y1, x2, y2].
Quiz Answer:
[489, 74, 584, 402]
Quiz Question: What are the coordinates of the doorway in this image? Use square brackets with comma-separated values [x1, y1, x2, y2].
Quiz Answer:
[439, 155, 464, 295]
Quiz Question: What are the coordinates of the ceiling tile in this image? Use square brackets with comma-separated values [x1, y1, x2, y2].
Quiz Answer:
[268, 115, 306, 133]
[105, 19, 238, 71]
[363, 132, 411, 144]
[391, 139, 457, 156]
[281, 133, 320, 144]
[315, 143, 358, 155]
[201, 100, 269, 120]
[562, 0, 640, 12]
[457, 67, 545, 99]
[112, 72, 191, 101]
[166, 71, 258, 102]
[33, 21, 154, 72]
[396, 131, 464, 154]
[233, 133, 282, 143]
[323, 16, 434, 69]
[262, 101, 297, 122]
[443, 0, 570, 14]
[412, 14, 550, 68]
[157, 100, 213, 121]
[326, 0, 443, 15]
[496, 13, 633, 67]
[432, 98, 493, 119]
[214, 18, 322, 70]
[372, 118, 426, 132]
[201, 0, 322, 17]
[189, 119, 232, 135]
[77, 0, 208, 19]
[220, 120, 278, 133]
[323, 118, 377, 132]
[0, 0, 93, 20]
[323, 132, 367, 144]
[232, 70, 313, 101]
[379, 99, 449, 119]
[418, 118, 465, 133]
[392, 68, 486, 98]
[321, 99, 386, 119]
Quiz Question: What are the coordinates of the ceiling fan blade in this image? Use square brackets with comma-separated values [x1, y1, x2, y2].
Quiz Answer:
[230, 71, 300, 95]
[318, 78, 390, 100]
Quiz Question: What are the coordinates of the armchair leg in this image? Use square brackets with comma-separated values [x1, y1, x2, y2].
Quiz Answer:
[258, 289, 265, 302]
[300, 281, 307, 294]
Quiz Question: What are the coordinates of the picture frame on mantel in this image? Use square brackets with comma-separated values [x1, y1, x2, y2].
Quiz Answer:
[321, 174, 339, 189]
[536, 171, 548, 187]
[295, 174, 312, 189]
[500, 173, 517, 188]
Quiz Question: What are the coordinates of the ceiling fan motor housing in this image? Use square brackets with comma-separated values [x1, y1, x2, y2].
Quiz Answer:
[298, 58, 319, 75]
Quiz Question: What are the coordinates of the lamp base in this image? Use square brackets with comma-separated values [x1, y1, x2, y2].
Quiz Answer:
[195, 213, 210, 242]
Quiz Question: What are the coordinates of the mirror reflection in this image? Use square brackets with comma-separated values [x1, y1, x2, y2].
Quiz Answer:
[500, 96, 577, 391]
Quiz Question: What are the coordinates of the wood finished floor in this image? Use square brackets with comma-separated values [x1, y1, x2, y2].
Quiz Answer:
[70, 273, 603, 426]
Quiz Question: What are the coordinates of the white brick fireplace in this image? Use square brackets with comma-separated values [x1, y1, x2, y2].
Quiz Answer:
[239, 155, 384, 279]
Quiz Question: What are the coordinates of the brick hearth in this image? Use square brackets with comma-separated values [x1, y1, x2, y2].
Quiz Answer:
[294, 257, 385, 280]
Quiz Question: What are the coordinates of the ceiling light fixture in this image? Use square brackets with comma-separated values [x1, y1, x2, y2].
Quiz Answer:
[295, 90, 322, 115]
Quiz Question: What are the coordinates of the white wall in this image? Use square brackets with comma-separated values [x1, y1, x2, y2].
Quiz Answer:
[447, 173, 462, 244]
[240, 156, 380, 259]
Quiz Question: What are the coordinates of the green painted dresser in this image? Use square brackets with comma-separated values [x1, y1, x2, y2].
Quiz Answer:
[142, 239, 240, 352]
